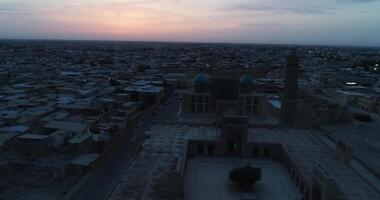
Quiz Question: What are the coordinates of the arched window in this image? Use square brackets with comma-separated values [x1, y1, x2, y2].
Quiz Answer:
[264, 147, 271, 158]
[208, 145, 214, 155]
[197, 145, 204, 155]
[252, 147, 259, 157]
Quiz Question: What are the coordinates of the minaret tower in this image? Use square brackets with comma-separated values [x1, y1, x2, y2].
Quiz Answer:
[279, 49, 299, 124]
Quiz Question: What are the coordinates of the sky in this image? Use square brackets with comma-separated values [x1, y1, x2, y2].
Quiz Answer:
[0, 0, 380, 46]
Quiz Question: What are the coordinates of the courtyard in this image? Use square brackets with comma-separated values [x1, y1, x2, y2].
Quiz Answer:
[184, 157, 301, 200]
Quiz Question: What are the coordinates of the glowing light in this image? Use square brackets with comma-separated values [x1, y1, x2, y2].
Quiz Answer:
[346, 82, 357, 85]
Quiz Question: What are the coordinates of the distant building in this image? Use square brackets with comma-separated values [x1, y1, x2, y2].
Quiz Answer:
[358, 95, 380, 112]
[0, 69, 10, 86]
[12, 134, 53, 155]
[327, 89, 365, 105]
[181, 70, 263, 115]
[125, 81, 165, 103]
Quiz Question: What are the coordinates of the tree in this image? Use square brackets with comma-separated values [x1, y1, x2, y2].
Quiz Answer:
[354, 113, 373, 122]
[142, 94, 156, 108]
[229, 165, 261, 189]
[130, 91, 139, 101]
[109, 78, 121, 86]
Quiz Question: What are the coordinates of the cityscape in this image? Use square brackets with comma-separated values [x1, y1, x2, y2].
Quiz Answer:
[1, 1, 380, 200]
[0, 41, 379, 200]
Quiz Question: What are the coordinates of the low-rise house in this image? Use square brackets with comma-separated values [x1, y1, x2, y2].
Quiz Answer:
[67, 153, 99, 175]
[0, 132, 23, 151]
[358, 95, 379, 112]
[67, 133, 93, 154]
[13, 134, 52, 155]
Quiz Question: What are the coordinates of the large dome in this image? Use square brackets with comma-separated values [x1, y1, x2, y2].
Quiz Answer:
[194, 73, 210, 93]
[240, 74, 254, 93]
[194, 74, 209, 84]
[240, 74, 254, 86]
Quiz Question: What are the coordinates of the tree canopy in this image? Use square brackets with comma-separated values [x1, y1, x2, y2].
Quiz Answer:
[229, 165, 261, 189]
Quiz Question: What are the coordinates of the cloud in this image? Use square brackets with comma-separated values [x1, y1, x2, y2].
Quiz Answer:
[0, 1, 23, 11]
[338, 0, 379, 3]
[221, 4, 337, 15]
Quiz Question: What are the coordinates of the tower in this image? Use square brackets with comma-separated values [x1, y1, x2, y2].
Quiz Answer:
[280, 49, 299, 124]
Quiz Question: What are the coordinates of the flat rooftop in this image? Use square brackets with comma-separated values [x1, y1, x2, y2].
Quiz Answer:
[44, 121, 88, 133]
[109, 124, 220, 200]
[69, 153, 99, 166]
[18, 134, 49, 140]
[0, 132, 22, 146]
[68, 133, 91, 144]
[328, 127, 380, 184]
[248, 128, 380, 200]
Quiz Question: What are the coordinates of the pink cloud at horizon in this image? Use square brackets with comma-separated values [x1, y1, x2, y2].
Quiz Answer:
[1, 0, 380, 46]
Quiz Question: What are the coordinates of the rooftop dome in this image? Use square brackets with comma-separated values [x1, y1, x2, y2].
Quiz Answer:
[194, 73, 210, 93]
[240, 74, 254, 86]
[194, 74, 209, 84]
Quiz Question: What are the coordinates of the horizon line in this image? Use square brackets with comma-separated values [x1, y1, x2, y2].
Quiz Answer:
[0, 37, 379, 49]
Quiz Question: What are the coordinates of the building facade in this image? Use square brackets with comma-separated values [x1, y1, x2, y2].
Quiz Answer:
[181, 70, 263, 115]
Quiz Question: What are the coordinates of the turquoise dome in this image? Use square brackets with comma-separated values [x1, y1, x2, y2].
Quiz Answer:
[194, 74, 209, 85]
[194, 74, 209, 93]
[240, 74, 254, 86]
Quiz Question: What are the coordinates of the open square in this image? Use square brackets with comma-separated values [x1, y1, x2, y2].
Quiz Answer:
[184, 157, 301, 200]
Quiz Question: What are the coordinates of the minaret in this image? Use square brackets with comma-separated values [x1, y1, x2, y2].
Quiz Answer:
[280, 49, 299, 124]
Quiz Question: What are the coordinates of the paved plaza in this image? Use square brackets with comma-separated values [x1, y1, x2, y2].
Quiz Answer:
[184, 157, 301, 200]
[109, 124, 380, 200]
[109, 124, 220, 200]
